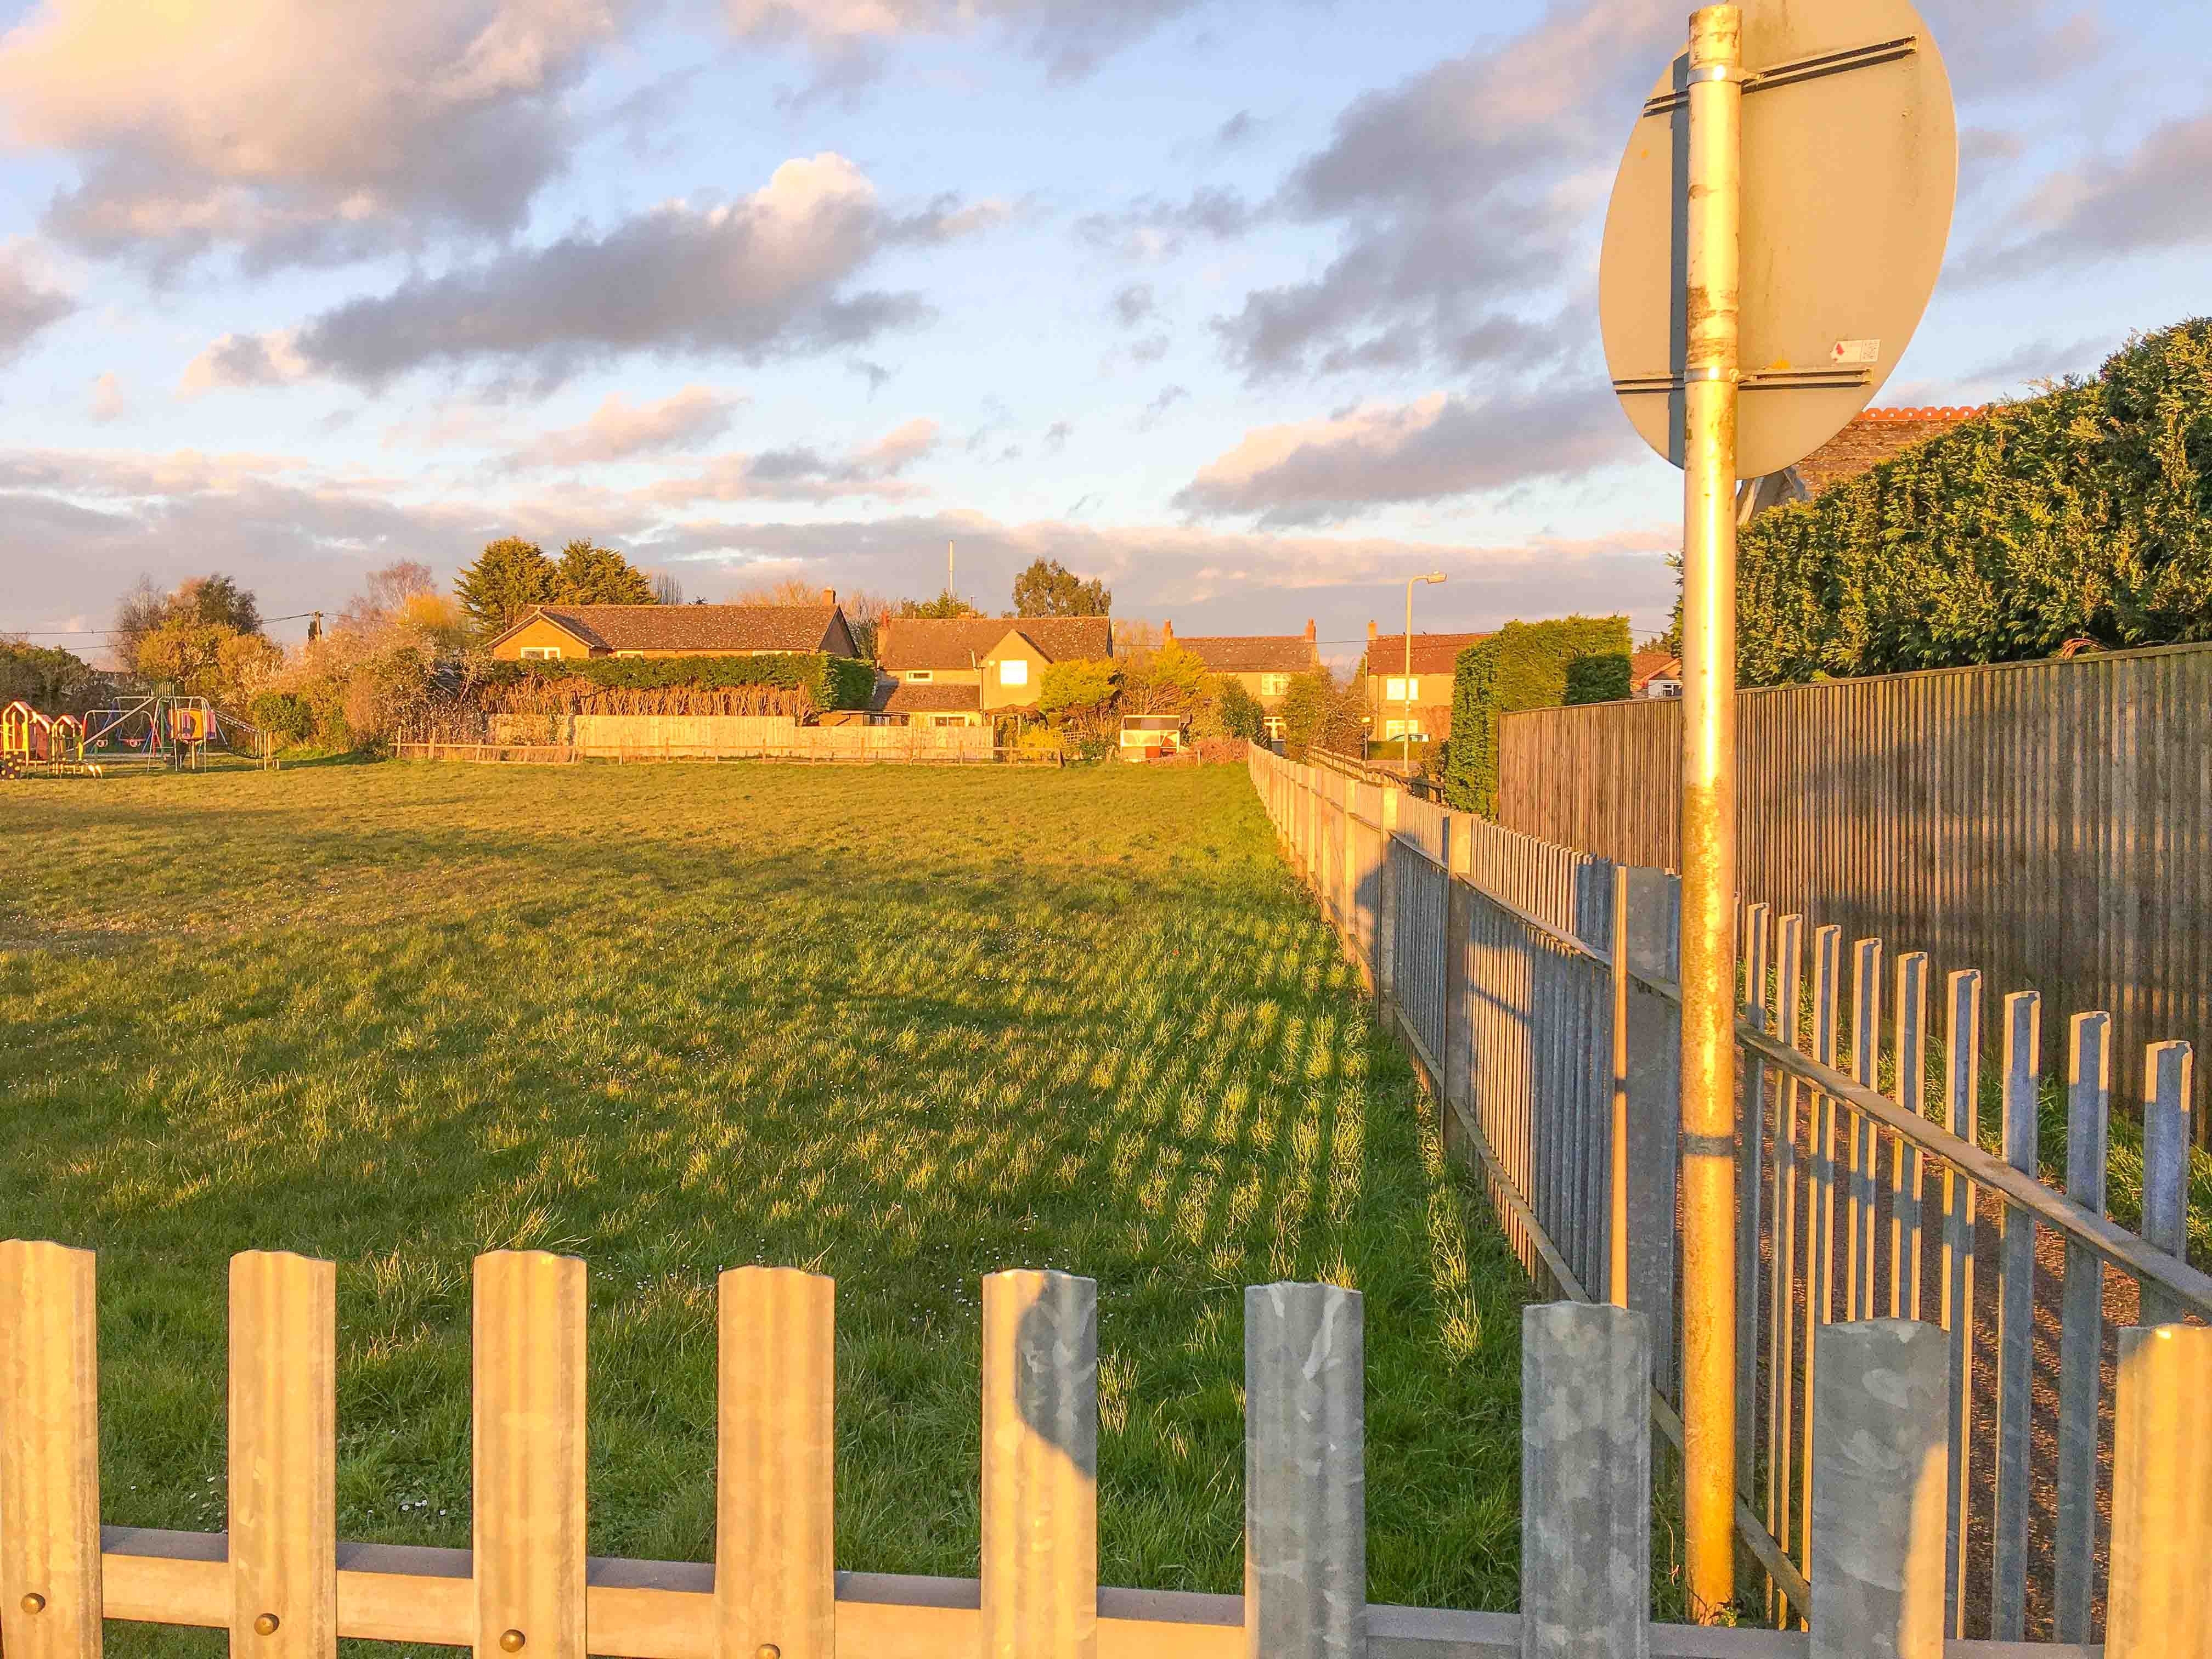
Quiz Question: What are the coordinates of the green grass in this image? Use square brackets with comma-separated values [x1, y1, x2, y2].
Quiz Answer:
[0, 759, 1537, 1644]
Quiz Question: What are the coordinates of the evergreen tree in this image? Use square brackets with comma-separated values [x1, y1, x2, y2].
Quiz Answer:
[455, 538, 558, 635]
[554, 540, 656, 605]
[1012, 557, 1111, 617]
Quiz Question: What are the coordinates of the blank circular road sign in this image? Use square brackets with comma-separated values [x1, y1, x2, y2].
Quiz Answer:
[1599, 0, 1957, 480]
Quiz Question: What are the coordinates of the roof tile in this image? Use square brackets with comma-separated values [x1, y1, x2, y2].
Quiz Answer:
[527, 603, 843, 654]
[877, 616, 1111, 672]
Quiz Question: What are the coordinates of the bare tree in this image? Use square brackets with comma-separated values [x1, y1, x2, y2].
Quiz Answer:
[651, 570, 685, 606]
[731, 575, 829, 605]
[111, 575, 169, 666]
[340, 560, 436, 634]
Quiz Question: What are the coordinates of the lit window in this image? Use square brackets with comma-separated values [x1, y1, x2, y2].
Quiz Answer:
[1000, 658, 1029, 687]
[907, 669, 934, 682]
[1385, 676, 1418, 701]
[1261, 674, 1290, 697]
[519, 646, 563, 661]
[1385, 719, 1427, 740]
[1264, 716, 1285, 737]
[615, 650, 644, 658]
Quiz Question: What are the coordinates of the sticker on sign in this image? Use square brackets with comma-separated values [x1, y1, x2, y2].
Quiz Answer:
[1831, 338, 1881, 366]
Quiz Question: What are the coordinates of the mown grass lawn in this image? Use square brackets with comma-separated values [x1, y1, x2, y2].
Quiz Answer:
[0, 758, 1537, 1648]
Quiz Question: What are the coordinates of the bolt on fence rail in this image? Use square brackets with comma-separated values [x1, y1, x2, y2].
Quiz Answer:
[1248, 743, 2207, 1646]
[7, 1237, 2193, 1658]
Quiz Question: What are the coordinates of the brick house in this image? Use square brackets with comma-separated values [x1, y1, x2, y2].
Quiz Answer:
[1736, 406, 1987, 521]
[1169, 619, 1322, 740]
[1358, 627, 1492, 744]
[872, 616, 1114, 727]
[486, 592, 859, 662]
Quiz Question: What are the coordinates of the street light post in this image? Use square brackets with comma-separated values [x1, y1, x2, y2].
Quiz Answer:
[1403, 573, 1447, 770]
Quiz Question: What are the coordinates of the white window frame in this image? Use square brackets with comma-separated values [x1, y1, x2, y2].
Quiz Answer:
[519, 645, 563, 661]
[1384, 676, 1417, 702]
[614, 650, 645, 658]
[1263, 716, 1286, 738]
[1261, 674, 1290, 697]
[1384, 718, 1427, 741]
[998, 658, 1030, 687]
[906, 669, 934, 682]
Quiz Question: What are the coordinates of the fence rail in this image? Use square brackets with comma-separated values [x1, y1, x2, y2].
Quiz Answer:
[1249, 743, 2205, 1644]
[6, 1235, 2195, 1658]
[1492, 642, 2212, 1127]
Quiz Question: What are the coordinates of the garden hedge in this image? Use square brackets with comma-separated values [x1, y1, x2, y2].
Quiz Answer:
[1443, 616, 1630, 816]
[482, 653, 877, 712]
[1735, 319, 2212, 684]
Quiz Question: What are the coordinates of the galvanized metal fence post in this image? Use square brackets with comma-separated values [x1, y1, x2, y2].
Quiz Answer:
[1521, 1302, 1650, 1659]
[983, 1269, 1099, 1659]
[1246, 1283, 1364, 1659]
[1810, 1321, 1946, 1659]
[1612, 866, 1679, 1396]
[2106, 1323, 2212, 1659]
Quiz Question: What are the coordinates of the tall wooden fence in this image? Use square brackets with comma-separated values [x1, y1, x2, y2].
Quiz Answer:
[1249, 744, 2208, 1645]
[1492, 642, 2212, 1119]
[5, 1235, 2205, 1659]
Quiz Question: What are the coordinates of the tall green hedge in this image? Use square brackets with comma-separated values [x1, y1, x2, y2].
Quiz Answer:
[485, 653, 876, 710]
[1737, 319, 2212, 684]
[1443, 616, 1630, 816]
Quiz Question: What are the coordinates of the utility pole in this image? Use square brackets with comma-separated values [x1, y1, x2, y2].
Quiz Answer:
[1402, 573, 1446, 769]
[1677, 4, 1743, 1620]
[947, 539, 955, 601]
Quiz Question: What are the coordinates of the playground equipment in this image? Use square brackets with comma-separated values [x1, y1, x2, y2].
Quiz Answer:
[72, 694, 273, 772]
[0, 702, 85, 777]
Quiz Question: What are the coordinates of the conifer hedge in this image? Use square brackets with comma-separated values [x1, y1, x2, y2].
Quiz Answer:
[1736, 319, 2212, 684]
[482, 653, 876, 713]
[1443, 616, 1630, 816]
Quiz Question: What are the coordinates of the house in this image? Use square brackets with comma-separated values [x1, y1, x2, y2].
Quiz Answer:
[1737, 407, 1987, 522]
[1167, 620, 1321, 740]
[1631, 649, 1683, 699]
[486, 592, 859, 662]
[872, 616, 1114, 727]
[1359, 626, 1492, 744]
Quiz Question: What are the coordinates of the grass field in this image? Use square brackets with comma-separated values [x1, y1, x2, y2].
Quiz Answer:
[0, 758, 1539, 1644]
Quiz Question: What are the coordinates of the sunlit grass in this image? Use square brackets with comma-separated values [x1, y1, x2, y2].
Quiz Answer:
[0, 759, 1536, 1648]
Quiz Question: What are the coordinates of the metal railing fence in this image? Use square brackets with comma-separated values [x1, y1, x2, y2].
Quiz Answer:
[1249, 743, 2207, 1642]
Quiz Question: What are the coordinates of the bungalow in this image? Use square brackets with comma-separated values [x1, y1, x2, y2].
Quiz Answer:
[873, 616, 1114, 727]
[1631, 649, 1684, 699]
[486, 592, 859, 662]
[1359, 626, 1492, 744]
[1168, 620, 1321, 740]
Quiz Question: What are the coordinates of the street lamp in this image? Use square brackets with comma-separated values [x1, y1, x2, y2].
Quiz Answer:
[1403, 572, 1447, 769]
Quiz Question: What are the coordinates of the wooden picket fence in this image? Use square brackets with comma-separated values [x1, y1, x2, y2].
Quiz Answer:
[1249, 744, 2209, 1646]
[9, 1238, 2205, 1658]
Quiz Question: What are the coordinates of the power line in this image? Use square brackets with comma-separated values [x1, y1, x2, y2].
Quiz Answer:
[6, 610, 329, 638]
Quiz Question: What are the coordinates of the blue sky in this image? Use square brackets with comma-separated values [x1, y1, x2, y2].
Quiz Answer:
[2, 0, 2208, 664]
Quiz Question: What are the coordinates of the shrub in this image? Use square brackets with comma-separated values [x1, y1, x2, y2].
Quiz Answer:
[1443, 616, 1630, 815]
[249, 691, 317, 746]
[477, 653, 874, 716]
[1204, 676, 1267, 743]
[1039, 658, 1119, 720]
[1734, 319, 2212, 682]
[0, 642, 102, 714]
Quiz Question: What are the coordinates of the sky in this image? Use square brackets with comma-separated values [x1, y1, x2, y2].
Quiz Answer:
[1, 0, 2208, 667]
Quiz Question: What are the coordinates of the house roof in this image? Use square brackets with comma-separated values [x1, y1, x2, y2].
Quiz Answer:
[1787, 406, 1987, 499]
[1630, 649, 1683, 691]
[1177, 635, 1319, 674]
[876, 616, 1111, 672]
[495, 602, 844, 654]
[1363, 632, 1493, 677]
[877, 681, 984, 714]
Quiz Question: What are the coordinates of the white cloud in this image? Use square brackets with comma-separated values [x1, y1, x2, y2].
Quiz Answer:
[508, 386, 746, 469]
[0, 0, 618, 269]
[639, 416, 941, 504]
[185, 154, 991, 389]
[0, 240, 75, 362]
[1174, 388, 1633, 527]
[88, 371, 127, 421]
[723, 0, 1204, 81]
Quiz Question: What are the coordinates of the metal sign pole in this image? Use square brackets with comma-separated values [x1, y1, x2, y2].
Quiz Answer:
[1680, 2, 1742, 1622]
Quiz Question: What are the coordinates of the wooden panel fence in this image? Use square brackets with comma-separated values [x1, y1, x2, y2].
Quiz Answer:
[1492, 642, 2212, 1123]
[1249, 743, 2209, 1646]
[7, 1233, 2199, 1658]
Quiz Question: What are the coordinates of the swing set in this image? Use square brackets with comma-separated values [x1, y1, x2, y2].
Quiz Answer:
[2, 693, 272, 777]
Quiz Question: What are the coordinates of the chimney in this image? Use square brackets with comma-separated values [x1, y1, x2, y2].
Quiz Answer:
[821, 588, 837, 606]
[1366, 619, 1378, 645]
[1304, 618, 1316, 643]
[1162, 619, 1175, 644]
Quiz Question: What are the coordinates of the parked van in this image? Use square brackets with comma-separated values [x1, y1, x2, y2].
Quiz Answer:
[1118, 714, 1188, 761]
